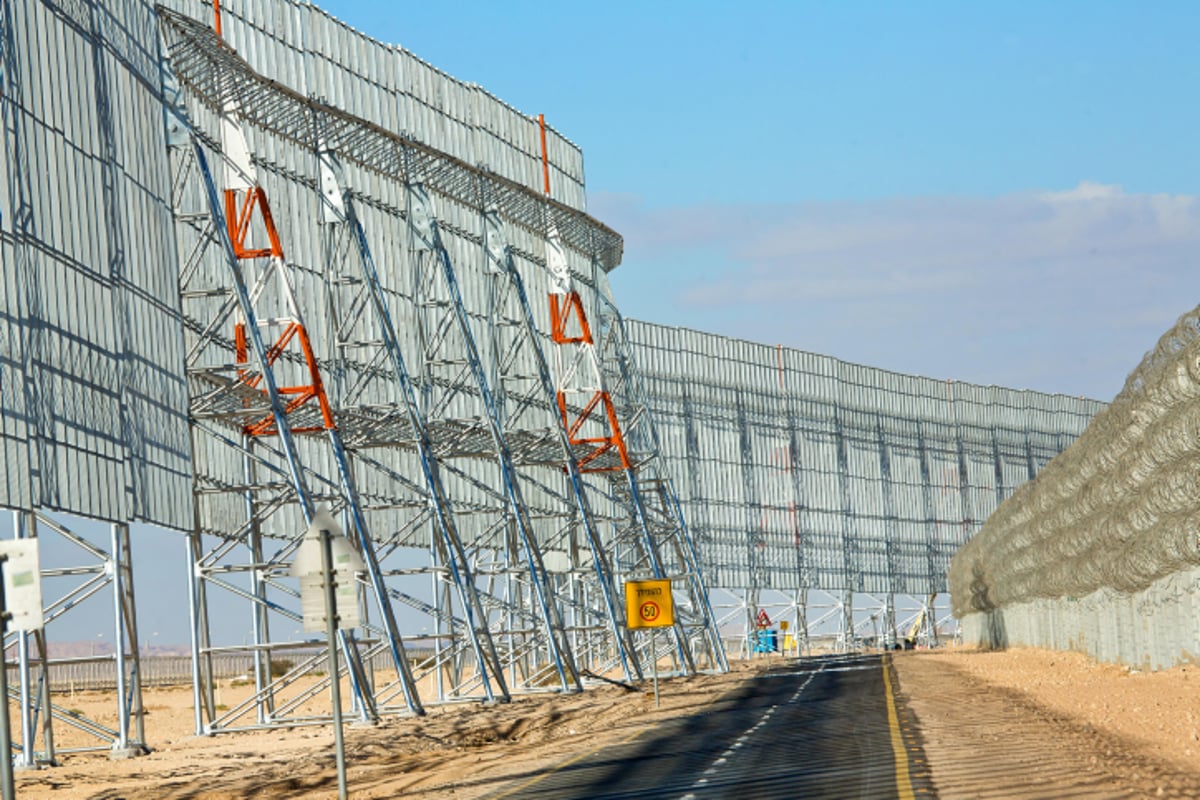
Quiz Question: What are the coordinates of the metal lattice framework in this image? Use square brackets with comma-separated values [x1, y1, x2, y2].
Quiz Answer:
[159, 1, 725, 733]
[0, 0, 1115, 764]
[157, 8, 623, 274]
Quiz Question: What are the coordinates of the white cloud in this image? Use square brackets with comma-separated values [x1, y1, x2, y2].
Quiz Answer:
[595, 184, 1200, 400]
[1039, 180, 1124, 202]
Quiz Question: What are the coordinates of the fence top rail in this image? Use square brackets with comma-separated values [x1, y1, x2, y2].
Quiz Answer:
[156, 6, 625, 272]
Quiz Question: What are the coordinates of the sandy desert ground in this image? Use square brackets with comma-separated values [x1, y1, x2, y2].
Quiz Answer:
[18, 646, 1200, 798]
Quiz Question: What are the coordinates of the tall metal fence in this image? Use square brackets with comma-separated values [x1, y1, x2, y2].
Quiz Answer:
[19, 649, 439, 692]
[0, 0, 1121, 762]
[20, 656, 242, 692]
[0, 0, 191, 527]
[624, 320, 1104, 596]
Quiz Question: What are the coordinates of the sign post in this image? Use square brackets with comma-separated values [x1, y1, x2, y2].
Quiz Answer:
[624, 579, 674, 708]
[291, 509, 364, 800]
[0, 554, 14, 800]
[0, 538, 43, 800]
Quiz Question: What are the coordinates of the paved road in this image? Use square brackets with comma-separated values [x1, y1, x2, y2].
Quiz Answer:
[488, 653, 932, 799]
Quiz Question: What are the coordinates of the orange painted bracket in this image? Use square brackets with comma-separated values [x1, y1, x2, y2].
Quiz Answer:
[232, 318, 334, 437]
[556, 390, 631, 472]
[548, 292, 593, 345]
[225, 188, 284, 260]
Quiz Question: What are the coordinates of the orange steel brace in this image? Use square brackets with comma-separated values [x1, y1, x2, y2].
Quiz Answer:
[546, 287, 631, 471]
[548, 291, 592, 344]
[234, 322, 333, 435]
[556, 389, 630, 472]
[538, 114, 550, 196]
[225, 188, 284, 259]
[213, 0, 223, 37]
[539, 113, 628, 470]
[225, 185, 335, 436]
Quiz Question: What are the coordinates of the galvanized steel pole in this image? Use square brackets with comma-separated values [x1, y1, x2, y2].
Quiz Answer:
[320, 528, 349, 800]
[0, 553, 15, 800]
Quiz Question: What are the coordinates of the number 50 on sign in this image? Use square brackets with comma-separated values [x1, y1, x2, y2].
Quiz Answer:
[624, 579, 674, 629]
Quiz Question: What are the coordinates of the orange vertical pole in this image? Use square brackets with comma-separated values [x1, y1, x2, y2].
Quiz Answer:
[538, 113, 550, 196]
[213, 0, 223, 37]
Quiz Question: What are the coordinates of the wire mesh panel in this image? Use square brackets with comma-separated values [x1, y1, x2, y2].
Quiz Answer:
[159, 6, 628, 553]
[0, 0, 190, 528]
[160, 0, 589, 213]
[623, 320, 1104, 597]
[0, 0, 33, 509]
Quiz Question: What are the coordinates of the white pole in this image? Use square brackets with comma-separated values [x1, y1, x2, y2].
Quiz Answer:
[320, 528, 349, 800]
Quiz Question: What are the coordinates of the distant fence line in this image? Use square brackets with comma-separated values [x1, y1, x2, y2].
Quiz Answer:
[11, 651, 423, 693]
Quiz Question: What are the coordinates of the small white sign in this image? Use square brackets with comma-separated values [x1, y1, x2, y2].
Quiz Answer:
[0, 539, 43, 632]
[298, 573, 361, 633]
[291, 509, 365, 633]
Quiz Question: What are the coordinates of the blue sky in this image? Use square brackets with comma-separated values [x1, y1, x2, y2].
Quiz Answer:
[321, 0, 1200, 401]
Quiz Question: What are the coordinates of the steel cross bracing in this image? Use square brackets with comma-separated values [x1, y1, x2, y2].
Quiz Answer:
[166, 75, 438, 730]
[157, 2, 726, 700]
[546, 236, 728, 674]
[1, 512, 149, 764]
[405, 181, 575, 699]
[391, 180, 642, 688]
[318, 145, 587, 698]
[477, 210, 638, 682]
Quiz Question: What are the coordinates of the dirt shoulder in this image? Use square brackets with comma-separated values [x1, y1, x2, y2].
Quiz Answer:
[19, 660, 773, 800]
[26, 647, 1200, 799]
[894, 647, 1200, 799]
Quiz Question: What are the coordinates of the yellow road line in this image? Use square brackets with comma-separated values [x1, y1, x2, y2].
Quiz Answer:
[882, 655, 916, 800]
[490, 724, 646, 800]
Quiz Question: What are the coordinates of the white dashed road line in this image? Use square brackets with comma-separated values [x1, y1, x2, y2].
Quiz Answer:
[678, 665, 825, 800]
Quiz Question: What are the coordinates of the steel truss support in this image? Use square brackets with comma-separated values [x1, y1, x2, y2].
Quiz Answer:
[793, 589, 810, 655]
[589, 299, 729, 674]
[735, 400, 764, 642]
[479, 208, 637, 683]
[318, 143, 590, 698]
[3, 512, 148, 764]
[883, 594, 898, 649]
[166, 78, 425, 730]
[315, 161, 513, 706]
[542, 231, 700, 676]
[838, 589, 856, 652]
[400, 179, 570, 701]
[543, 229, 703, 674]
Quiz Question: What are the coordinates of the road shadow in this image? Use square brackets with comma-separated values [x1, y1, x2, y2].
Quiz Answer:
[482, 653, 922, 799]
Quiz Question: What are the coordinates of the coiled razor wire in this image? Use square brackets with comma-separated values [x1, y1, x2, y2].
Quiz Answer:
[951, 303, 1200, 617]
[155, 7, 624, 272]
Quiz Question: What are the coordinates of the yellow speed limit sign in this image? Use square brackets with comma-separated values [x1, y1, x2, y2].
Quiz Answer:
[625, 579, 674, 629]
